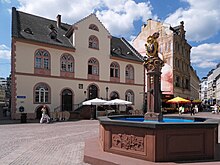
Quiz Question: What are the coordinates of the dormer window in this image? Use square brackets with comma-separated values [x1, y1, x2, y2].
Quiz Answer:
[113, 47, 122, 55]
[89, 24, 99, 31]
[48, 24, 57, 39]
[49, 24, 55, 30]
[24, 28, 33, 35]
[49, 30, 57, 39]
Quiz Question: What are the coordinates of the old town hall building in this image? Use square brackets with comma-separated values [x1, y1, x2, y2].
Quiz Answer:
[11, 7, 144, 119]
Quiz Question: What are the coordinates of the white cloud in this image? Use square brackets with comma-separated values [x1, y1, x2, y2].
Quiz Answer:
[1, 0, 11, 3]
[191, 43, 220, 69]
[196, 61, 217, 69]
[16, 0, 154, 37]
[96, 0, 153, 36]
[0, 44, 11, 60]
[165, 0, 220, 42]
[18, 0, 101, 23]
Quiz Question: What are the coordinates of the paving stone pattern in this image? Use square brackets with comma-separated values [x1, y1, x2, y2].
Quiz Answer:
[0, 112, 220, 165]
[0, 120, 99, 165]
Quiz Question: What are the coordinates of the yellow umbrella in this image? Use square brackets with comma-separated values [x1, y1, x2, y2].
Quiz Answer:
[192, 99, 202, 104]
[166, 96, 191, 104]
[166, 97, 191, 113]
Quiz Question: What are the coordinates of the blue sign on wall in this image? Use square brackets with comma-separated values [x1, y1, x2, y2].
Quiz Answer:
[19, 106, 24, 112]
[17, 96, 26, 99]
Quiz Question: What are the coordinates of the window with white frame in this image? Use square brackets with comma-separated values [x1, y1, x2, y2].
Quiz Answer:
[60, 54, 74, 72]
[89, 24, 99, 31]
[110, 62, 120, 78]
[35, 49, 50, 69]
[125, 90, 134, 104]
[34, 83, 50, 103]
[89, 35, 99, 49]
[88, 58, 99, 75]
[125, 64, 134, 80]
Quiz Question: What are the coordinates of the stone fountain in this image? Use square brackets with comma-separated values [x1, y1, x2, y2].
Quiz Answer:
[84, 33, 219, 164]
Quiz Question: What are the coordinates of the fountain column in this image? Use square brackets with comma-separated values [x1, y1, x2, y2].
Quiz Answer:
[144, 32, 164, 121]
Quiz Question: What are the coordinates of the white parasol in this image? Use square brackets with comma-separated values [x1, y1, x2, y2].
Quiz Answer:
[104, 99, 132, 105]
[82, 98, 108, 105]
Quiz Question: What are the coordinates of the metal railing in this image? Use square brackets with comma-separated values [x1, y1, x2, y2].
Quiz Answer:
[53, 101, 85, 112]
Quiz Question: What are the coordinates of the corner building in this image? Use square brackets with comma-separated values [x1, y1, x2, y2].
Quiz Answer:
[133, 19, 191, 101]
[11, 8, 144, 119]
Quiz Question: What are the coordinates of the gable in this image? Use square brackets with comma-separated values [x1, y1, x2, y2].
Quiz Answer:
[73, 14, 111, 37]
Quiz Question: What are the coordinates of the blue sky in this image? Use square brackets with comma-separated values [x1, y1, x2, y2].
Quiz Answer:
[1, 0, 220, 79]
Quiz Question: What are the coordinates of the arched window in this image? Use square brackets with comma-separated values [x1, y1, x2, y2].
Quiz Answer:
[110, 62, 120, 82]
[60, 54, 74, 72]
[125, 90, 134, 104]
[89, 24, 99, 31]
[88, 84, 99, 99]
[110, 62, 119, 78]
[88, 58, 99, 75]
[88, 58, 99, 80]
[34, 49, 51, 75]
[35, 49, 50, 69]
[110, 91, 120, 100]
[89, 35, 99, 49]
[34, 83, 50, 103]
[125, 64, 134, 83]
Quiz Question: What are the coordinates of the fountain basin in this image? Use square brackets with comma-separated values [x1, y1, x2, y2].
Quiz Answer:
[98, 115, 218, 162]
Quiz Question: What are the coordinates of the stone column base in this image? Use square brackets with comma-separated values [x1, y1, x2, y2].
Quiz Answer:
[144, 112, 163, 121]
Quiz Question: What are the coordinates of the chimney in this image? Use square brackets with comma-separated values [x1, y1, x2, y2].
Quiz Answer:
[56, 14, 61, 28]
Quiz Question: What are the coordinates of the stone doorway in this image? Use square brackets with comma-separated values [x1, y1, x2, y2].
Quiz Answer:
[88, 85, 98, 99]
[61, 89, 73, 111]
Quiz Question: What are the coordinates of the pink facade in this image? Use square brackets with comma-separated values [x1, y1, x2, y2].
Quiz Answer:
[133, 34, 173, 95]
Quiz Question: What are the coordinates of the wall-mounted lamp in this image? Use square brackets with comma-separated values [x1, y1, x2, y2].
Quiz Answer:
[106, 87, 109, 100]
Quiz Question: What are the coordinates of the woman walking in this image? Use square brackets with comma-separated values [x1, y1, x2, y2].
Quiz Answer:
[40, 105, 50, 123]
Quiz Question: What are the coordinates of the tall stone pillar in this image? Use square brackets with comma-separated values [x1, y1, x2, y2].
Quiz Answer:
[144, 32, 164, 121]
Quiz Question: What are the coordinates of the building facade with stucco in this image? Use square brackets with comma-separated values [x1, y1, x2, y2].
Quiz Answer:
[11, 7, 144, 119]
[206, 64, 220, 105]
[200, 77, 208, 104]
[133, 19, 193, 102]
[190, 66, 200, 100]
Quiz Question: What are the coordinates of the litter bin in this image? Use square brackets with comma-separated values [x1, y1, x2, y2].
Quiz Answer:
[21, 113, 27, 123]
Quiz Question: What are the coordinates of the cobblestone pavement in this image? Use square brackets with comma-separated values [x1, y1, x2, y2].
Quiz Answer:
[0, 112, 220, 165]
[0, 120, 99, 165]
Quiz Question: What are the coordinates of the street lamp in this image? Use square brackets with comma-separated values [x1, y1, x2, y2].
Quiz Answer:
[84, 91, 87, 100]
[105, 87, 109, 100]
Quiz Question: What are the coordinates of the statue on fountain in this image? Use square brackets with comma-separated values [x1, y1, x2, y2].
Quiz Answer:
[144, 32, 164, 121]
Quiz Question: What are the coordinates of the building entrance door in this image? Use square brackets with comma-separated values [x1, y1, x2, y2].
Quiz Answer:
[62, 89, 72, 111]
[88, 85, 98, 99]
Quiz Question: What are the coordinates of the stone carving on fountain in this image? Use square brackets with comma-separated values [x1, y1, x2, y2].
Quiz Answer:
[144, 32, 164, 121]
[112, 134, 144, 152]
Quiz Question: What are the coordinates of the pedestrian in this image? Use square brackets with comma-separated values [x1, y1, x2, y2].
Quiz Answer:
[194, 105, 198, 113]
[40, 105, 50, 124]
[214, 104, 218, 114]
[190, 104, 194, 116]
[179, 105, 183, 115]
